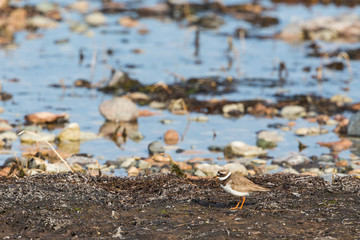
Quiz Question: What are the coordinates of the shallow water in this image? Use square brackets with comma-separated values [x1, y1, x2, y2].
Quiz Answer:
[1, 0, 359, 175]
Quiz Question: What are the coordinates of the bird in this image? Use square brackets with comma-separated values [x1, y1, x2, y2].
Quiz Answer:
[216, 169, 270, 210]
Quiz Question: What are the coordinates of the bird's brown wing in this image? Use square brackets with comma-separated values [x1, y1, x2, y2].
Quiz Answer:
[230, 173, 270, 193]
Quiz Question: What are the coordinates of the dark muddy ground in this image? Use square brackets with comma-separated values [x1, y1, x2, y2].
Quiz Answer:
[0, 173, 359, 239]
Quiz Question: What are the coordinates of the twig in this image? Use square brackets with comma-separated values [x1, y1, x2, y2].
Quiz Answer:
[337, 52, 353, 79]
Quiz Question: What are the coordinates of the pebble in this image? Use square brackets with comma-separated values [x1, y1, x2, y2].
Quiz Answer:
[335, 160, 348, 167]
[121, 158, 136, 168]
[318, 154, 335, 162]
[85, 12, 107, 26]
[99, 97, 138, 122]
[330, 94, 353, 104]
[191, 116, 209, 122]
[194, 169, 207, 177]
[28, 16, 58, 29]
[164, 129, 179, 145]
[128, 166, 140, 177]
[58, 123, 80, 141]
[195, 163, 222, 177]
[128, 131, 144, 142]
[0, 131, 18, 143]
[138, 160, 150, 170]
[67, 1, 89, 13]
[20, 131, 56, 144]
[65, 155, 97, 166]
[251, 159, 267, 165]
[257, 130, 284, 143]
[272, 153, 310, 167]
[36, 2, 58, 13]
[222, 103, 245, 117]
[222, 163, 247, 176]
[0, 122, 12, 132]
[224, 141, 267, 158]
[79, 131, 98, 141]
[149, 101, 167, 109]
[324, 167, 337, 174]
[281, 168, 299, 174]
[295, 127, 309, 136]
[160, 119, 173, 124]
[148, 141, 165, 155]
[45, 162, 72, 173]
[347, 112, 360, 136]
[280, 106, 306, 119]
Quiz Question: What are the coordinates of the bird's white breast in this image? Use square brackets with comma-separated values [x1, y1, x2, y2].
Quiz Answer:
[220, 183, 249, 197]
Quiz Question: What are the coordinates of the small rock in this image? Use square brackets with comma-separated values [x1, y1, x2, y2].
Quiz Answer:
[20, 131, 56, 144]
[281, 168, 299, 174]
[347, 112, 360, 136]
[194, 169, 207, 177]
[318, 154, 335, 162]
[79, 131, 98, 141]
[0, 122, 12, 132]
[128, 131, 144, 142]
[28, 157, 46, 170]
[99, 97, 138, 122]
[164, 129, 179, 145]
[251, 159, 267, 165]
[58, 123, 80, 141]
[330, 94, 353, 105]
[45, 162, 72, 173]
[324, 167, 337, 174]
[149, 101, 167, 109]
[28, 16, 58, 28]
[280, 106, 306, 119]
[4, 156, 27, 167]
[85, 12, 106, 26]
[65, 155, 97, 166]
[208, 145, 225, 152]
[222, 163, 247, 176]
[195, 163, 221, 177]
[295, 127, 309, 136]
[121, 158, 136, 168]
[68, 1, 89, 13]
[257, 130, 284, 143]
[0, 131, 18, 143]
[138, 160, 150, 170]
[222, 103, 245, 117]
[335, 160, 348, 167]
[128, 166, 140, 177]
[224, 141, 267, 158]
[272, 153, 310, 167]
[191, 116, 209, 122]
[160, 119, 173, 124]
[148, 141, 165, 156]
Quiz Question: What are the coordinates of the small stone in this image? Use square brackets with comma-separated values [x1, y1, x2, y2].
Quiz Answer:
[138, 160, 150, 170]
[347, 112, 360, 137]
[28, 16, 58, 28]
[0, 131, 18, 142]
[330, 94, 353, 104]
[257, 130, 284, 143]
[68, 1, 89, 13]
[85, 12, 106, 26]
[121, 158, 136, 168]
[222, 103, 245, 117]
[148, 141, 165, 155]
[58, 123, 80, 141]
[295, 127, 309, 136]
[149, 101, 167, 109]
[128, 166, 139, 177]
[0, 122, 12, 132]
[164, 129, 179, 145]
[191, 116, 208, 122]
[251, 159, 267, 165]
[223, 163, 247, 176]
[318, 154, 335, 162]
[272, 153, 310, 167]
[99, 97, 138, 122]
[20, 131, 55, 143]
[224, 141, 267, 158]
[128, 131, 144, 142]
[194, 169, 207, 177]
[160, 119, 172, 124]
[195, 163, 222, 177]
[280, 106, 306, 119]
[335, 160, 348, 167]
[45, 162, 72, 173]
[324, 167, 337, 174]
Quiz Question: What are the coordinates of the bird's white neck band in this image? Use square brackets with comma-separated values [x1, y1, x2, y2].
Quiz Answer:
[218, 172, 231, 181]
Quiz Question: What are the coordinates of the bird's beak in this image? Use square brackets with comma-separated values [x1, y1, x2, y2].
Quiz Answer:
[214, 176, 218, 179]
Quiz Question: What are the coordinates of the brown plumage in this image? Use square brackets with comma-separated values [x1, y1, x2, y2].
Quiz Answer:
[216, 170, 270, 210]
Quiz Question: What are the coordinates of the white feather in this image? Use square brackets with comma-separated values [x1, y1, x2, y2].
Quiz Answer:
[221, 183, 249, 197]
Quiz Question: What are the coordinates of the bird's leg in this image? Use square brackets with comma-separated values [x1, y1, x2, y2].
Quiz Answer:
[230, 197, 242, 210]
[239, 197, 246, 209]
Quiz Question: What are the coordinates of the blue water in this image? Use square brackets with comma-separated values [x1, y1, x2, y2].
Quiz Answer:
[1, 0, 359, 175]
